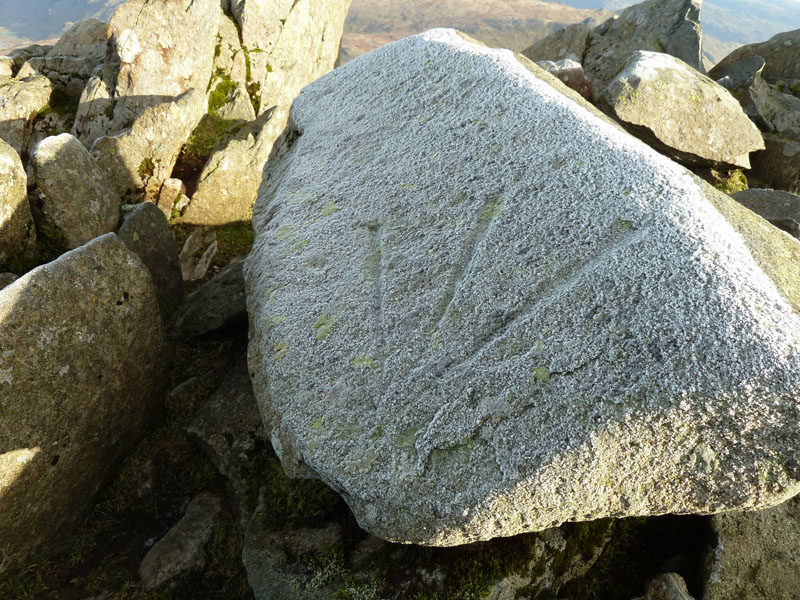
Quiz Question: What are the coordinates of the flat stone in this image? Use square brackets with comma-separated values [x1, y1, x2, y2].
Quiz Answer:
[117, 202, 184, 313]
[139, 491, 222, 588]
[169, 259, 246, 341]
[704, 495, 800, 600]
[598, 51, 764, 168]
[0, 233, 167, 573]
[0, 138, 35, 271]
[29, 133, 120, 250]
[244, 29, 800, 546]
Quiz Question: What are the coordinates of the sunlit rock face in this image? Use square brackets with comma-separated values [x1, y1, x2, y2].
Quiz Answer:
[0, 233, 167, 572]
[245, 29, 800, 546]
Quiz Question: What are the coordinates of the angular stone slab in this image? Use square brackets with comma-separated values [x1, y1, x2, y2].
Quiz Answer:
[26, 18, 108, 97]
[598, 51, 764, 169]
[0, 233, 167, 573]
[244, 30, 800, 546]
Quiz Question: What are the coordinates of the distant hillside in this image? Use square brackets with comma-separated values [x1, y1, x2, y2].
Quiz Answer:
[0, 0, 123, 46]
[341, 0, 611, 63]
[558, 0, 800, 43]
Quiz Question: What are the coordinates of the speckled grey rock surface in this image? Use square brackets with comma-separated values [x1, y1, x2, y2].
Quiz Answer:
[0, 233, 167, 573]
[598, 51, 763, 168]
[704, 495, 800, 600]
[244, 29, 800, 546]
[29, 133, 120, 250]
[0, 137, 35, 270]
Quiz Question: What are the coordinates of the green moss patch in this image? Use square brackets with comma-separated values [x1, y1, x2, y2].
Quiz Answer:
[208, 72, 236, 116]
[246, 442, 344, 528]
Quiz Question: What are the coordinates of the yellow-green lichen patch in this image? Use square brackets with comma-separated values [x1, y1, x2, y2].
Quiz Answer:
[264, 314, 287, 329]
[315, 313, 339, 340]
[276, 225, 294, 241]
[207, 71, 236, 114]
[481, 200, 505, 223]
[614, 217, 634, 231]
[292, 238, 310, 251]
[273, 340, 289, 361]
[320, 200, 340, 218]
[352, 356, 376, 369]
[531, 366, 550, 383]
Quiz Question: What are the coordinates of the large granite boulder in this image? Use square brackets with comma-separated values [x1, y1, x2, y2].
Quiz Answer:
[25, 19, 108, 98]
[178, 0, 352, 225]
[72, 0, 218, 200]
[29, 133, 120, 250]
[0, 233, 167, 573]
[710, 29, 800, 91]
[598, 51, 763, 168]
[523, 0, 703, 97]
[704, 496, 800, 600]
[0, 74, 52, 155]
[244, 30, 800, 546]
[0, 138, 35, 271]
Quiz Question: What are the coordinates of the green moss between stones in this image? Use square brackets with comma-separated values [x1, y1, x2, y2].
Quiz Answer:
[712, 169, 748, 195]
[138, 157, 155, 180]
[181, 114, 240, 163]
[246, 441, 344, 528]
[207, 72, 236, 116]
